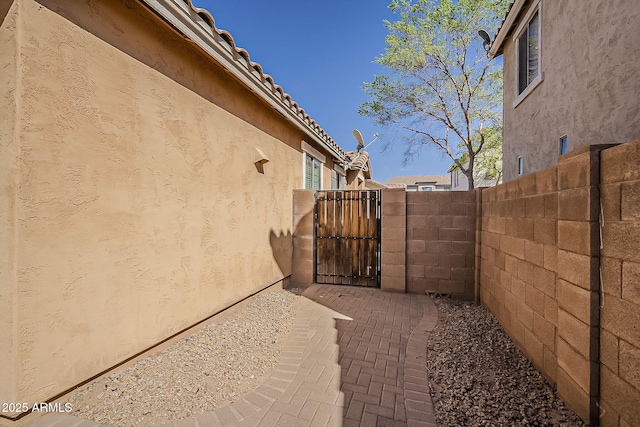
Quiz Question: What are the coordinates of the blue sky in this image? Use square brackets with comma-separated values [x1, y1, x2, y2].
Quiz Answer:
[195, 0, 456, 183]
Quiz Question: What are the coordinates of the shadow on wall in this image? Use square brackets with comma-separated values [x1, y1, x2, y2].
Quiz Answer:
[269, 229, 292, 278]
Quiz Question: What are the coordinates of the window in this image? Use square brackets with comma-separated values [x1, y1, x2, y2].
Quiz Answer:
[420, 186, 433, 191]
[339, 175, 346, 189]
[331, 169, 347, 189]
[559, 135, 568, 155]
[513, 1, 542, 106]
[517, 10, 539, 94]
[304, 153, 322, 190]
[517, 156, 524, 176]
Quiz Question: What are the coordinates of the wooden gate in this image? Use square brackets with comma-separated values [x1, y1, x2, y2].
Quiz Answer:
[314, 190, 381, 287]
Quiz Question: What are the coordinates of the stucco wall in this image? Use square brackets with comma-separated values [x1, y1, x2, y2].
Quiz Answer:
[502, 0, 640, 181]
[0, 0, 19, 405]
[0, 0, 338, 406]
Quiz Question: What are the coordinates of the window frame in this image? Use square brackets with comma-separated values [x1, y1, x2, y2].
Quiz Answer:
[517, 156, 524, 176]
[331, 166, 347, 190]
[513, 0, 543, 108]
[559, 135, 568, 155]
[304, 152, 323, 190]
[301, 141, 326, 190]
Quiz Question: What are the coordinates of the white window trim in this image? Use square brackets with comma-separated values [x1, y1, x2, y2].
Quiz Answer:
[513, 0, 543, 108]
[332, 165, 347, 190]
[301, 140, 326, 190]
[301, 140, 326, 163]
[303, 152, 323, 189]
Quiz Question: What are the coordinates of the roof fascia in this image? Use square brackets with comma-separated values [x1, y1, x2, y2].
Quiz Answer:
[138, 0, 346, 161]
[488, 0, 528, 58]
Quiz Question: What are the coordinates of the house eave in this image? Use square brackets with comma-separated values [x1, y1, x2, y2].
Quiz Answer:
[488, 0, 528, 58]
[138, 0, 347, 162]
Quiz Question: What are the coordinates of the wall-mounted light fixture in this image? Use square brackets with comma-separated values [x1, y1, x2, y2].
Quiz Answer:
[478, 30, 491, 53]
[254, 147, 269, 173]
[254, 147, 269, 165]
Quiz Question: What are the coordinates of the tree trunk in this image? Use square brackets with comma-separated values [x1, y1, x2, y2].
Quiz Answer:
[465, 161, 475, 190]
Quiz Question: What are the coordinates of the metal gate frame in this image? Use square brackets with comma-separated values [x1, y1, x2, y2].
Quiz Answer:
[313, 190, 381, 287]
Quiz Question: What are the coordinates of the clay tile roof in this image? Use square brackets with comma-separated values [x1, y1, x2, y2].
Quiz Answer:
[345, 151, 371, 172]
[140, 0, 348, 160]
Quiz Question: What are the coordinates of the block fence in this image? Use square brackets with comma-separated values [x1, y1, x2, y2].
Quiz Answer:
[382, 189, 479, 299]
[291, 188, 478, 300]
[599, 141, 640, 427]
[290, 140, 640, 426]
[480, 141, 640, 426]
[480, 145, 605, 426]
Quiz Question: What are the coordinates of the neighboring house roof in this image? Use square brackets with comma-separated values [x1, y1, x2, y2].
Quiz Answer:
[364, 179, 387, 189]
[386, 175, 452, 187]
[488, 0, 528, 58]
[139, 0, 347, 161]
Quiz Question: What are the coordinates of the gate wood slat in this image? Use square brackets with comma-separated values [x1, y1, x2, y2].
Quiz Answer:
[322, 192, 329, 284]
[358, 192, 371, 284]
[314, 190, 380, 287]
[359, 192, 365, 285]
[317, 192, 325, 281]
[352, 193, 358, 282]
[343, 193, 351, 285]
[367, 192, 378, 287]
[336, 192, 343, 284]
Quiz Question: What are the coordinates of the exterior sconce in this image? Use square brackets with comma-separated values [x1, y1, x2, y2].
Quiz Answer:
[254, 147, 269, 165]
[254, 147, 269, 173]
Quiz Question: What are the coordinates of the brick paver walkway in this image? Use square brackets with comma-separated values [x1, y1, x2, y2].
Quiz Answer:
[18, 285, 438, 427]
[303, 285, 438, 427]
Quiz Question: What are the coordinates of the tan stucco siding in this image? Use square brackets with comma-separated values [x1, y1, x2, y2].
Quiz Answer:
[502, 0, 640, 181]
[1, 0, 312, 404]
[0, 0, 19, 405]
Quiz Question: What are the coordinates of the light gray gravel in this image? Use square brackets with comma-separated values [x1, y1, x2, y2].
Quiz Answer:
[426, 297, 586, 427]
[67, 289, 298, 427]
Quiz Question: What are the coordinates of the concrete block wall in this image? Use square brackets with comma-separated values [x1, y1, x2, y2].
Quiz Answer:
[479, 165, 560, 391]
[479, 142, 639, 426]
[555, 146, 605, 425]
[291, 190, 316, 288]
[380, 188, 407, 293]
[599, 140, 640, 427]
[405, 191, 477, 299]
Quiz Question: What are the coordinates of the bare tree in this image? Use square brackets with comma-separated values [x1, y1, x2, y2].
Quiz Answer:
[360, 0, 509, 189]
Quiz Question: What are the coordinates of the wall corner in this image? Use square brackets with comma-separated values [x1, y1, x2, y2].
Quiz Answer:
[291, 190, 316, 288]
[380, 188, 406, 293]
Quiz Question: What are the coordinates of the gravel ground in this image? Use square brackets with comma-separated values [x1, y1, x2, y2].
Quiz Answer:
[427, 296, 586, 427]
[67, 290, 298, 427]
